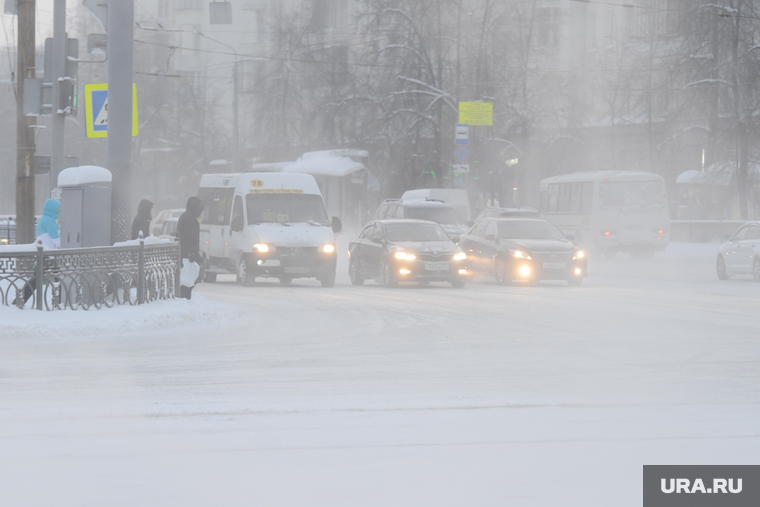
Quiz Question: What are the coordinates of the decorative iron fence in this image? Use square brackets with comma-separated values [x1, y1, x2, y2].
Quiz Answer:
[0, 240, 180, 310]
[670, 220, 747, 243]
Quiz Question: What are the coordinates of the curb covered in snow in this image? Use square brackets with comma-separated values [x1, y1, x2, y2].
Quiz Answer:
[0, 295, 240, 340]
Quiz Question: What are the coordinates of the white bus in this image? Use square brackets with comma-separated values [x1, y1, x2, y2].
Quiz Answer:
[539, 171, 670, 257]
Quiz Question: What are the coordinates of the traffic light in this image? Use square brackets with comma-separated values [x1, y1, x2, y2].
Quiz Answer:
[43, 37, 79, 116]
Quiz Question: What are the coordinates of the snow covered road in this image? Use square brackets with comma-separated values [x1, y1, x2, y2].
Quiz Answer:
[2, 249, 760, 506]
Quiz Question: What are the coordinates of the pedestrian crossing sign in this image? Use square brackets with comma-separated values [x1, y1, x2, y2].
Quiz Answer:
[84, 83, 139, 138]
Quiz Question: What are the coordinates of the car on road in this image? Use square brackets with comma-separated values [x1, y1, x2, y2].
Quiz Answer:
[717, 221, 760, 281]
[348, 219, 468, 288]
[152, 209, 184, 237]
[458, 218, 587, 285]
[158, 217, 179, 240]
[373, 199, 470, 239]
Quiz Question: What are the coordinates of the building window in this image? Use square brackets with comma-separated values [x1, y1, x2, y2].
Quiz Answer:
[535, 8, 560, 48]
[158, 0, 171, 18]
[328, 0, 349, 29]
[178, 0, 203, 9]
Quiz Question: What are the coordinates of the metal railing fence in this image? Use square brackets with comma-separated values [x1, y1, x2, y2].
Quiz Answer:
[0, 239, 180, 310]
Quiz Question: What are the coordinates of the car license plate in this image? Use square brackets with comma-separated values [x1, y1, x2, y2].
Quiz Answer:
[542, 262, 566, 269]
[284, 267, 310, 274]
[424, 262, 449, 271]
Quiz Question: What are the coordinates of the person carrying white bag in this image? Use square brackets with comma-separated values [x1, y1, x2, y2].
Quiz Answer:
[176, 196, 205, 299]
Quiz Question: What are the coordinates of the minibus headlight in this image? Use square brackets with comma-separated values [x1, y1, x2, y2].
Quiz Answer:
[453, 252, 467, 261]
[253, 243, 275, 253]
[572, 250, 585, 260]
[320, 244, 336, 253]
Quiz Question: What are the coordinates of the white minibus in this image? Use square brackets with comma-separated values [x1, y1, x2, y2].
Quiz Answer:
[197, 172, 342, 286]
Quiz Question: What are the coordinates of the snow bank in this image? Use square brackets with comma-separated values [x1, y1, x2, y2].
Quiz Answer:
[0, 295, 240, 340]
[112, 236, 174, 247]
[0, 243, 39, 253]
[57, 165, 112, 187]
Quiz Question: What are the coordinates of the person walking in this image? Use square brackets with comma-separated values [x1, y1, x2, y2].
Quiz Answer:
[130, 199, 153, 240]
[22, 199, 61, 304]
[177, 196, 204, 299]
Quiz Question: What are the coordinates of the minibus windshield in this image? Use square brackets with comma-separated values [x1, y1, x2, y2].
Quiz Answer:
[246, 193, 329, 224]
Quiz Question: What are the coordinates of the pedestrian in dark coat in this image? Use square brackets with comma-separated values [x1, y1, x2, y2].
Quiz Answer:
[177, 196, 204, 299]
[130, 199, 153, 240]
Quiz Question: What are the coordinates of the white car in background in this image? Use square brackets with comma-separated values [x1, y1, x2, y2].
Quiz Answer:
[152, 209, 184, 237]
[717, 222, 760, 281]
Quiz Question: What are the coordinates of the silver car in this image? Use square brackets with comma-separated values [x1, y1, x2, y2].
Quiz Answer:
[717, 222, 760, 281]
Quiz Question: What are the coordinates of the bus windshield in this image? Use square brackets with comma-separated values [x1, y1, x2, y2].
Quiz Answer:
[246, 193, 329, 224]
[600, 181, 666, 208]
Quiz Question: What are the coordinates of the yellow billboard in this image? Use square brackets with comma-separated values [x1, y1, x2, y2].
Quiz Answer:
[458, 102, 493, 126]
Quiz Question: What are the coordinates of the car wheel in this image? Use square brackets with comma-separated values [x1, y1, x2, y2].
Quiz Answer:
[717, 255, 730, 280]
[349, 259, 364, 286]
[382, 259, 398, 287]
[753, 258, 760, 283]
[567, 276, 583, 286]
[319, 269, 336, 288]
[279, 277, 292, 285]
[450, 278, 466, 288]
[494, 259, 511, 285]
[237, 257, 255, 287]
[204, 271, 217, 283]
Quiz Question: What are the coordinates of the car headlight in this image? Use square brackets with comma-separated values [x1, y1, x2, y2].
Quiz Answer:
[453, 252, 467, 261]
[394, 251, 417, 261]
[572, 250, 585, 260]
[320, 244, 336, 253]
[510, 249, 532, 260]
[253, 243, 275, 253]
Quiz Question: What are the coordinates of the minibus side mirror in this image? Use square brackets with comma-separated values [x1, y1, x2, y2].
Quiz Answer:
[566, 234, 575, 242]
[230, 215, 244, 232]
[332, 216, 342, 233]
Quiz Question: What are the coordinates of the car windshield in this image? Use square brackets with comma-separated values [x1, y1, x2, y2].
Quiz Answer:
[600, 181, 666, 208]
[385, 223, 450, 242]
[246, 193, 329, 224]
[406, 206, 464, 225]
[497, 221, 567, 240]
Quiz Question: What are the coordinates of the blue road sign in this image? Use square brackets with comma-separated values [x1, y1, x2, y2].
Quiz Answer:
[454, 146, 469, 162]
[91, 89, 108, 132]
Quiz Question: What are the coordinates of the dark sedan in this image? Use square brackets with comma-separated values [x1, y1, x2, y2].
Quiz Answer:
[348, 220, 468, 287]
[459, 218, 587, 285]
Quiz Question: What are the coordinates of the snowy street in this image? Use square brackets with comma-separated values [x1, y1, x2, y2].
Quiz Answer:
[2, 247, 760, 506]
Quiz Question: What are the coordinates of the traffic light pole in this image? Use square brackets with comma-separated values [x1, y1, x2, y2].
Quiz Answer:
[107, 0, 134, 243]
[50, 0, 66, 194]
[15, 0, 36, 244]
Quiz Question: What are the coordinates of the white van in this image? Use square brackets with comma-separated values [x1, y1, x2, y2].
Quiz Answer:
[400, 189, 471, 221]
[197, 172, 342, 287]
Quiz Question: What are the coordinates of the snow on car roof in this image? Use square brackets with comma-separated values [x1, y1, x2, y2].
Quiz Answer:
[541, 171, 664, 184]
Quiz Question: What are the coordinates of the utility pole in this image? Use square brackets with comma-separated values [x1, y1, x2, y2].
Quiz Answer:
[233, 60, 239, 171]
[15, 0, 36, 244]
[108, 0, 135, 243]
[51, 0, 66, 196]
